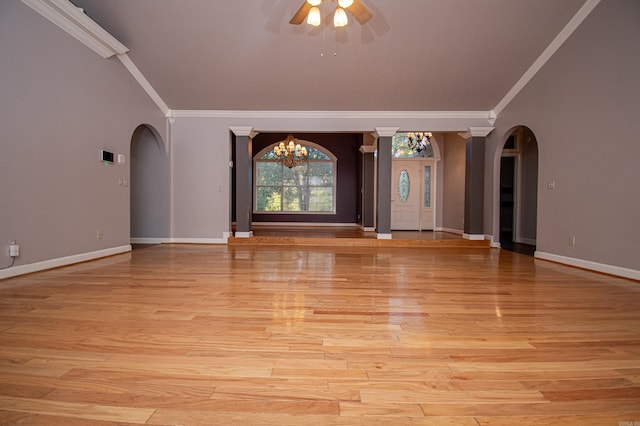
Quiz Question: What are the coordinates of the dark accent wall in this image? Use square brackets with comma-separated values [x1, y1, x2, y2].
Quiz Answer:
[520, 128, 538, 241]
[464, 136, 485, 235]
[250, 133, 362, 223]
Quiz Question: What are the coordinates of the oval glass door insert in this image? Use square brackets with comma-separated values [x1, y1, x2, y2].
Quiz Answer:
[398, 170, 410, 203]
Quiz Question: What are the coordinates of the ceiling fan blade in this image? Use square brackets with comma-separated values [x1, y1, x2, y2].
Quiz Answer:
[290, 2, 312, 25]
[349, 0, 373, 25]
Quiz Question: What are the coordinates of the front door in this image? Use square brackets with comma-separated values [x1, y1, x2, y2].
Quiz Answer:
[391, 159, 435, 230]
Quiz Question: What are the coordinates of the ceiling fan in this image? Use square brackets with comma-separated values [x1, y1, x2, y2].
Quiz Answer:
[289, 0, 373, 27]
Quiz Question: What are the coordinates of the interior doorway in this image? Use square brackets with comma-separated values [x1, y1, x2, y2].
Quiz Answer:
[130, 124, 169, 244]
[499, 127, 538, 256]
[500, 156, 516, 244]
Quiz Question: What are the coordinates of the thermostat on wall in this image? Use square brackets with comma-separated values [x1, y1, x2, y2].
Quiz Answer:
[100, 150, 114, 164]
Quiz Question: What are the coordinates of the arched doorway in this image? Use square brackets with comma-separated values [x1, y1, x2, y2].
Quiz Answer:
[499, 126, 538, 255]
[130, 124, 169, 244]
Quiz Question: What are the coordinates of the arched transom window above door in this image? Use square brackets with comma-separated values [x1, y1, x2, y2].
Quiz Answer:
[392, 132, 435, 158]
[254, 140, 337, 214]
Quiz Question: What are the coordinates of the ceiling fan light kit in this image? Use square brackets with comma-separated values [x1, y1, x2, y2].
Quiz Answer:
[307, 6, 321, 26]
[291, 0, 372, 27]
[333, 7, 348, 27]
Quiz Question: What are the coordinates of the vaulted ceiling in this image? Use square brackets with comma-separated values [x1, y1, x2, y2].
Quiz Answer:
[70, 0, 586, 112]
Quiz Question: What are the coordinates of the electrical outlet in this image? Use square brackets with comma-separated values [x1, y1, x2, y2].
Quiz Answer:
[97, 229, 103, 240]
[569, 235, 576, 246]
[9, 243, 20, 257]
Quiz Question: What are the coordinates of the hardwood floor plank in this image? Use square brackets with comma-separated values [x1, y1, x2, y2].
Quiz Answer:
[0, 410, 142, 426]
[360, 388, 546, 404]
[0, 395, 154, 424]
[338, 401, 425, 417]
[476, 414, 640, 426]
[0, 243, 638, 424]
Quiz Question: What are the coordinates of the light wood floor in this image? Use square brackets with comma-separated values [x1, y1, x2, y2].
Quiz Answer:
[1, 244, 639, 425]
[250, 225, 464, 240]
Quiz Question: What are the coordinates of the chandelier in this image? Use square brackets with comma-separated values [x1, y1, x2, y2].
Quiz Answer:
[407, 132, 433, 153]
[306, 0, 353, 27]
[273, 135, 308, 168]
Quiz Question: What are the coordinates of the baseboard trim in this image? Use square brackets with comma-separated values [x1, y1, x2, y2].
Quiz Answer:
[234, 232, 253, 239]
[0, 245, 131, 280]
[484, 234, 502, 248]
[169, 237, 229, 244]
[463, 233, 485, 241]
[535, 251, 640, 281]
[130, 238, 167, 244]
[436, 227, 463, 235]
[377, 233, 392, 240]
[519, 237, 537, 246]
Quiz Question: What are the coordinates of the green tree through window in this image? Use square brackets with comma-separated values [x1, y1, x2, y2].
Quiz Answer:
[254, 142, 336, 213]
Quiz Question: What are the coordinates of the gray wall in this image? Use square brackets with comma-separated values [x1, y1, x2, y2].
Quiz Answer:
[131, 125, 170, 239]
[487, 0, 640, 270]
[0, 2, 165, 269]
[442, 133, 466, 232]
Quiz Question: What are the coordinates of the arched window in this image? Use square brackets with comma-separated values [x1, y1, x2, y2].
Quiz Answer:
[254, 140, 337, 213]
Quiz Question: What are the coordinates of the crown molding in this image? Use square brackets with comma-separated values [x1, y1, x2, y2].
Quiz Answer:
[21, 0, 128, 58]
[171, 110, 493, 120]
[117, 54, 170, 117]
[492, 0, 602, 116]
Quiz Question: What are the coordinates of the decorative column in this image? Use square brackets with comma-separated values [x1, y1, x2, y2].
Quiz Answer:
[230, 127, 254, 238]
[374, 127, 399, 239]
[359, 144, 376, 231]
[462, 127, 494, 240]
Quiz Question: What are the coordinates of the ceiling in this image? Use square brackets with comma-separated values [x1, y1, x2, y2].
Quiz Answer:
[70, 0, 586, 112]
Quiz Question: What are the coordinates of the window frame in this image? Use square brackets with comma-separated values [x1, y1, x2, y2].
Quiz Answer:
[253, 140, 338, 215]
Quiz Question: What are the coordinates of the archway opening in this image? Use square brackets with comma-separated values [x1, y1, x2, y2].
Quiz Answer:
[130, 124, 169, 245]
[499, 126, 538, 255]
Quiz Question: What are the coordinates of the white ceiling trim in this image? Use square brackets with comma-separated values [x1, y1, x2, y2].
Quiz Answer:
[171, 110, 493, 120]
[492, 0, 602, 116]
[117, 54, 171, 117]
[21, 0, 128, 58]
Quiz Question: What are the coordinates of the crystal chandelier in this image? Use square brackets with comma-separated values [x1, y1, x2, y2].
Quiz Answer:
[273, 135, 308, 168]
[407, 132, 433, 153]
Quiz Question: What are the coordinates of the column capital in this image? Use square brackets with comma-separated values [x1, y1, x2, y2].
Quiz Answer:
[359, 145, 377, 154]
[373, 127, 400, 138]
[468, 126, 495, 137]
[230, 126, 254, 137]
